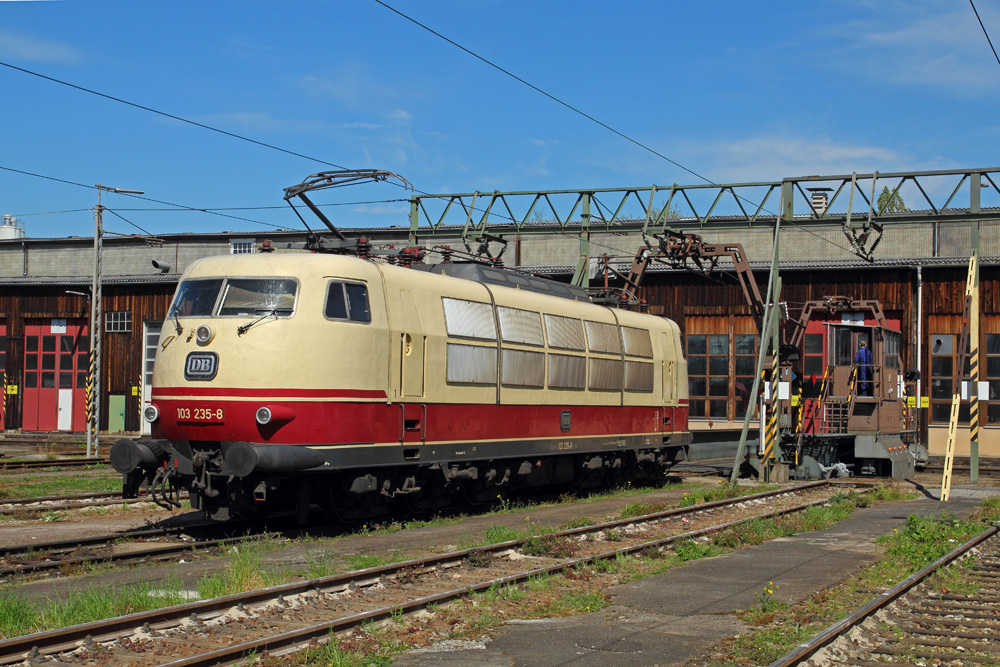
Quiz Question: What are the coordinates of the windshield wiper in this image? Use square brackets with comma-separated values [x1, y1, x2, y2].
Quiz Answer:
[169, 306, 182, 334]
[237, 307, 291, 336]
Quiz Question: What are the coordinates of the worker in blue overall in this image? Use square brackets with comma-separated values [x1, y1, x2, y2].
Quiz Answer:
[854, 340, 873, 396]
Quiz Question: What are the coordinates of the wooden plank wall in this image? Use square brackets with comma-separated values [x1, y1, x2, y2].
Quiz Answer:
[0, 263, 995, 436]
[0, 283, 175, 432]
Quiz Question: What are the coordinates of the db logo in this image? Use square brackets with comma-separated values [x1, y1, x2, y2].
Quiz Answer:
[185, 352, 218, 381]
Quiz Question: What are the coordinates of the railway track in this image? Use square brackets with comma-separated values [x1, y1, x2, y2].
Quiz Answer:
[768, 520, 1000, 666]
[0, 490, 155, 517]
[0, 457, 108, 471]
[921, 464, 1000, 478]
[0, 517, 274, 579]
[0, 480, 867, 666]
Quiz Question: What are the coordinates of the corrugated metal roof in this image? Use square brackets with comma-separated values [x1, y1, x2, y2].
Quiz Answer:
[0, 274, 178, 286]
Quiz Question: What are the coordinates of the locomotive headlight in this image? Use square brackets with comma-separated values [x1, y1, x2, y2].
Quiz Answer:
[195, 325, 214, 344]
[143, 404, 160, 423]
[255, 405, 296, 426]
[255, 406, 273, 425]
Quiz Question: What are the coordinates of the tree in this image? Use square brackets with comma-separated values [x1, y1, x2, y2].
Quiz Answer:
[877, 186, 908, 213]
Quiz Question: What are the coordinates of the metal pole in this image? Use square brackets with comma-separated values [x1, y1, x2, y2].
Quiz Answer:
[88, 188, 103, 458]
[970, 175, 981, 484]
[730, 186, 786, 483]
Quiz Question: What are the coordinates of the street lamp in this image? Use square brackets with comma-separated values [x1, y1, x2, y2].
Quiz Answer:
[88, 184, 144, 458]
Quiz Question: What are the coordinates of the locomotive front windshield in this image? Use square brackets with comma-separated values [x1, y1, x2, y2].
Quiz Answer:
[169, 278, 298, 318]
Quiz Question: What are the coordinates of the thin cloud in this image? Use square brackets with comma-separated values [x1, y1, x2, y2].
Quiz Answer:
[0, 29, 83, 64]
[707, 136, 902, 181]
[821, 2, 1000, 93]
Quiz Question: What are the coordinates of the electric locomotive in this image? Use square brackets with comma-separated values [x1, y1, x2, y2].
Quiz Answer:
[111, 251, 692, 521]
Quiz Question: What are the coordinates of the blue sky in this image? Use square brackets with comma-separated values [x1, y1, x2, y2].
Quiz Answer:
[2, 0, 999, 239]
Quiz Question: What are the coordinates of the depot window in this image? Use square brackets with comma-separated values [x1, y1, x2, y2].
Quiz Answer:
[324, 281, 371, 323]
[929, 333, 969, 424]
[686, 316, 758, 421]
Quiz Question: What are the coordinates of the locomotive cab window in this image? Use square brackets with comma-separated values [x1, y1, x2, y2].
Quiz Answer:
[219, 278, 297, 317]
[169, 278, 224, 318]
[324, 281, 371, 323]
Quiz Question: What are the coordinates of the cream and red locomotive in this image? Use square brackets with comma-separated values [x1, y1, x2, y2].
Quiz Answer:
[112, 252, 692, 521]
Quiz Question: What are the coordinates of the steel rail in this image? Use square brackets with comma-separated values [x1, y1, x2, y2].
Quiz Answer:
[0, 490, 125, 505]
[0, 458, 108, 470]
[0, 535, 252, 579]
[766, 521, 1000, 667]
[156, 492, 848, 667]
[0, 480, 838, 665]
[0, 524, 217, 559]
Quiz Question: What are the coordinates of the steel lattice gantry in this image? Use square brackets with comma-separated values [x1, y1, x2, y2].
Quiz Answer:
[406, 167, 999, 278]
[407, 166, 997, 483]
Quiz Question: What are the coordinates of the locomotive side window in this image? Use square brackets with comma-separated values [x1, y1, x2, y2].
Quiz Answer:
[622, 327, 653, 358]
[324, 281, 370, 323]
[585, 321, 623, 354]
[501, 349, 545, 387]
[442, 298, 497, 340]
[498, 307, 543, 346]
[545, 315, 585, 350]
[589, 358, 624, 391]
[446, 344, 498, 385]
[169, 279, 224, 317]
[219, 279, 297, 317]
[549, 354, 586, 389]
[802, 333, 824, 377]
[624, 361, 653, 392]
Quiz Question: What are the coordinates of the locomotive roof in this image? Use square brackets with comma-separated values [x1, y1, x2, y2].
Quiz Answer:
[411, 262, 590, 302]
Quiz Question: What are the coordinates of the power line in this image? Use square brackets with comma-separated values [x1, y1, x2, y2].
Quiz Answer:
[371, 0, 861, 258]
[969, 0, 1000, 70]
[0, 163, 279, 229]
[372, 0, 714, 187]
[103, 208, 157, 238]
[0, 60, 350, 171]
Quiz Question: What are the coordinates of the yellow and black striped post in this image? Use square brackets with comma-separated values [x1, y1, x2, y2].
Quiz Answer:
[763, 351, 779, 473]
[969, 254, 980, 485]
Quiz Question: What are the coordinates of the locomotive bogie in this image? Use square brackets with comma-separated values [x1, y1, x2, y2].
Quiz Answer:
[118, 253, 692, 521]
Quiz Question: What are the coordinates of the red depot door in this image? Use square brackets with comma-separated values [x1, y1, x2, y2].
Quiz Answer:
[22, 319, 89, 432]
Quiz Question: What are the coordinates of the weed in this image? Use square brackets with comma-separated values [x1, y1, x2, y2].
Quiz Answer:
[344, 553, 392, 571]
[304, 550, 338, 579]
[557, 590, 608, 615]
[482, 583, 524, 603]
[674, 538, 718, 561]
[466, 548, 495, 568]
[482, 525, 527, 544]
[603, 528, 622, 542]
[522, 535, 577, 558]
[620, 501, 667, 518]
[755, 581, 780, 612]
[196, 537, 283, 599]
[525, 575, 552, 592]
[560, 515, 592, 530]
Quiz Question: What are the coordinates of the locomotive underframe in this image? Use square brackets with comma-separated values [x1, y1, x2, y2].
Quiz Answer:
[773, 432, 916, 481]
[116, 433, 691, 521]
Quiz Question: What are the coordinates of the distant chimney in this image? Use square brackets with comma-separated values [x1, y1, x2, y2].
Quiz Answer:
[807, 188, 832, 216]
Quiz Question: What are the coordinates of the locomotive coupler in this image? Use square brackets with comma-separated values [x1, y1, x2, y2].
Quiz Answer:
[191, 451, 221, 499]
[150, 463, 182, 509]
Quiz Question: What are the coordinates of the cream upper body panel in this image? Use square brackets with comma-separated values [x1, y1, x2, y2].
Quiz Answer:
[154, 253, 687, 409]
[154, 253, 391, 396]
